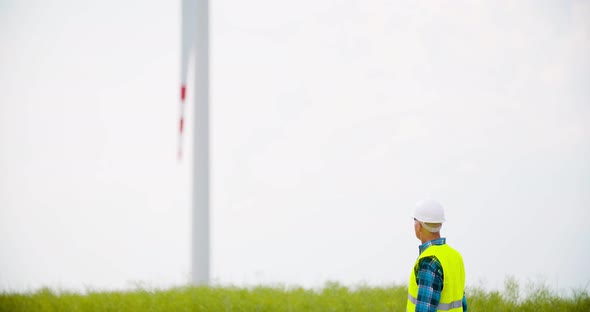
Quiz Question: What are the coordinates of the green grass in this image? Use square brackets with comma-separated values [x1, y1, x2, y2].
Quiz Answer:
[1, 280, 589, 311]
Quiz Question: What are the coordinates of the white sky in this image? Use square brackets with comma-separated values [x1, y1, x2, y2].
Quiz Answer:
[1, 0, 589, 293]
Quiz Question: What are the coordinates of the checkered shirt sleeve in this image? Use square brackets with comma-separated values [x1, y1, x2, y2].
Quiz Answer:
[415, 255, 444, 312]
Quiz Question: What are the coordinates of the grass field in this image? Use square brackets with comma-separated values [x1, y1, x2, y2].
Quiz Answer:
[1, 280, 589, 311]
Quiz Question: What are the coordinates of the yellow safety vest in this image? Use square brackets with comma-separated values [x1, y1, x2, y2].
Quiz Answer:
[407, 244, 465, 312]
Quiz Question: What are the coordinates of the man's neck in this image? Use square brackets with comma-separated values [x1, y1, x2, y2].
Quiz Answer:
[420, 233, 441, 245]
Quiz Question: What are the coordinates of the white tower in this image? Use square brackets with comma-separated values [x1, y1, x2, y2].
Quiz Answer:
[180, 0, 209, 285]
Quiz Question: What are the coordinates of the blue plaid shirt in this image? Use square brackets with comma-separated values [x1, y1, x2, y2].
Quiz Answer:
[415, 238, 467, 312]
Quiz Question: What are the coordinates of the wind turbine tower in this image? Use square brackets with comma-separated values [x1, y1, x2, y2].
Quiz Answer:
[179, 0, 209, 285]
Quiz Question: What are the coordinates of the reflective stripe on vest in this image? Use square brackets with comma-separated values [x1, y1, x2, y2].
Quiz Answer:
[407, 293, 463, 311]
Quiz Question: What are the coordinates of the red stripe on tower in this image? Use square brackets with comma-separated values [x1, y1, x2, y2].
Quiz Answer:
[178, 84, 187, 160]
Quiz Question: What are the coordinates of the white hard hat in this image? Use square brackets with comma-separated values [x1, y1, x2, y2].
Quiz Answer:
[413, 199, 446, 223]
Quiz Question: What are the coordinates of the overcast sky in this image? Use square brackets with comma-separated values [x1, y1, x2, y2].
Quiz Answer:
[1, 0, 589, 293]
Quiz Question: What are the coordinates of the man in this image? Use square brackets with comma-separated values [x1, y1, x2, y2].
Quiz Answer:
[407, 199, 467, 312]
